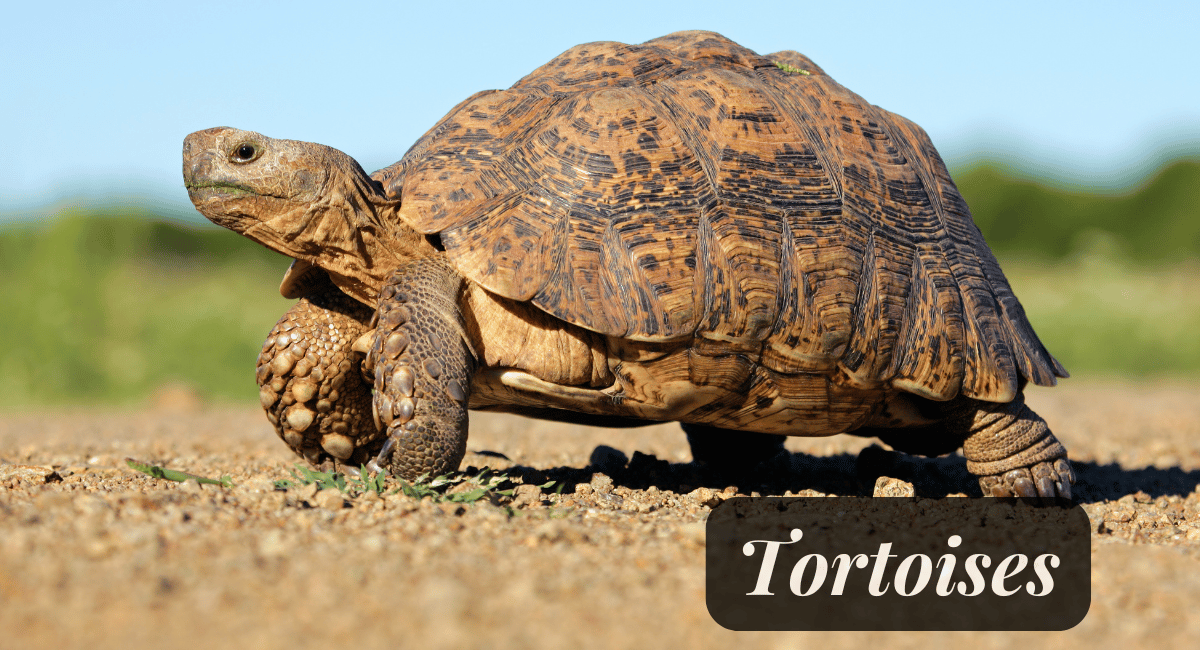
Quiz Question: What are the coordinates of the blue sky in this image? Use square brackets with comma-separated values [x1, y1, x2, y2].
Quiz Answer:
[2, 0, 1197, 218]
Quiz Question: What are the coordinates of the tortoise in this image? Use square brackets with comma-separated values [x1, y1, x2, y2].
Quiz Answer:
[182, 30, 1074, 499]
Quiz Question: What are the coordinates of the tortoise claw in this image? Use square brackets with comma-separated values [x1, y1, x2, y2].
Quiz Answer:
[1011, 475, 1038, 499]
[366, 436, 397, 475]
[1054, 458, 1075, 484]
[1035, 476, 1055, 499]
[365, 458, 387, 475]
[979, 475, 1013, 497]
[1056, 477, 1073, 502]
[980, 459, 1076, 504]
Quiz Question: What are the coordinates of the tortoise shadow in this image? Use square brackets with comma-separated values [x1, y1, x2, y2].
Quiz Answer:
[496, 445, 1200, 504]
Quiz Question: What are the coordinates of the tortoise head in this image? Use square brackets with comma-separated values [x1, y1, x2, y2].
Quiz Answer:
[182, 127, 424, 304]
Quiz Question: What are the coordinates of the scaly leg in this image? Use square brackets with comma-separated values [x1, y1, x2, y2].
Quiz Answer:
[257, 277, 377, 468]
[954, 394, 1076, 500]
[363, 257, 475, 480]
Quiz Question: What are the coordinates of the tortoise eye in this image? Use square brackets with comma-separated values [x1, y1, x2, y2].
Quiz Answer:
[232, 143, 258, 163]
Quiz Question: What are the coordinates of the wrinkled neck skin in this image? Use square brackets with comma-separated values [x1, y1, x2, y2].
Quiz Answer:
[183, 127, 436, 306]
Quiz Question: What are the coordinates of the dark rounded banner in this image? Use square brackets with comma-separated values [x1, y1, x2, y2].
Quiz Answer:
[705, 498, 1090, 631]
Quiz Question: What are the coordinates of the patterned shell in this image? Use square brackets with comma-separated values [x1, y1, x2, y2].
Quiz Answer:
[371, 31, 1067, 404]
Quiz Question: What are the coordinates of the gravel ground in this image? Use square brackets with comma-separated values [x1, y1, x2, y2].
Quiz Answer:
[3, 379, 1199, 649]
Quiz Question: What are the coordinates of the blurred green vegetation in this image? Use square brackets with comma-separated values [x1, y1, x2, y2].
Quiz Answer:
[0, 209, 292, 408]
[0, 157, 1196, 408]
[956, 159, 1200, 263]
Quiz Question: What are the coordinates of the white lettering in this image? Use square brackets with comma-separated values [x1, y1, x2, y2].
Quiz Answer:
[789, 554, 829, 596]
[829, 553, 870, 595]
[935, 535, 962, 596]
[1027, 554, 1059, 596]
[868, 543, 897, 596]
[991, 554, 1029, 597]
[743, 529, 804, 595]
[894, 554, 933, 596]
[740, 531, 1061, 599]
[957, 553, 991, 596]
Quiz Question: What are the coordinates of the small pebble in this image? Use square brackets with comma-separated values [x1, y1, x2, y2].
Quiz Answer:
[873, 476, 915, 498]
[688, 487, 721, 508]
[314, 489, 346, 509]
[512, 484, 544, 508]
[589, 473, 614, 495]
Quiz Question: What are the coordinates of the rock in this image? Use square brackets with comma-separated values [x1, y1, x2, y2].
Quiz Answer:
[236, 476, 278, 494]
[0, 464, 61, 485]
[295, 483, 319, 501]
[589, 473, 614, 495]
[314, 488, 346, 509]
[512, 483, 544, 508]
[1106, 509, 1135, 523]
[596, 492, 624, 509]
[688, 487, 722, 508]
[873, 476, 915, 498]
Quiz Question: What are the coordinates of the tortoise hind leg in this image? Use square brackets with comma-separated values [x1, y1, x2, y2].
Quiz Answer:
[683, 423, 788, 477]
[960, 395, 1076, 501]
[874, 394, 1076, 501]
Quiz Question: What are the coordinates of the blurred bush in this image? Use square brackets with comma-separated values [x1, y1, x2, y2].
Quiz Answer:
[1000, 256, 1200, 378]
[0, 157, 1196, 408]
[0, 210, 291, 408]
[957, 159, 1200, 264]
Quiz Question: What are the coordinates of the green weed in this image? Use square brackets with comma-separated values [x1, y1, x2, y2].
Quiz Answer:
[273, 464, 389, 496]
[274, 463, 555, 504]
[773, 61, 811, 75]
[125, 458, 233, 488]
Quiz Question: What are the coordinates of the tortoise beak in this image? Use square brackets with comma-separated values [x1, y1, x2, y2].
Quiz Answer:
[182, 128, 222, 189]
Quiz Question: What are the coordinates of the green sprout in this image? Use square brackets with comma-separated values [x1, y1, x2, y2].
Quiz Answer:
[125, 458, 234, 488]
[773, 61, 811, 75]
[273, 464, 389, 496]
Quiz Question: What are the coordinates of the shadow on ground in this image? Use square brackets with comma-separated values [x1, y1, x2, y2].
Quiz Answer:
[495, 445, 1200, 504]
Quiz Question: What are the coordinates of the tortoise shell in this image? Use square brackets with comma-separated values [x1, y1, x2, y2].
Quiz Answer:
[370, 30, 1066, 404]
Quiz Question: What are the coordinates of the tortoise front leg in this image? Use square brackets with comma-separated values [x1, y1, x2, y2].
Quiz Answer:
[363, 258, 475, 480]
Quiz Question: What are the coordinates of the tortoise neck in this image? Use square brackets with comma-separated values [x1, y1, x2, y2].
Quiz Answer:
[239, 167, 432, 307]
